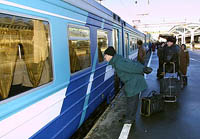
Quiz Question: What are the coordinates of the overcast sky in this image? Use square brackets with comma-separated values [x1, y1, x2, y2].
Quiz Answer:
[101, 0, 200, 26]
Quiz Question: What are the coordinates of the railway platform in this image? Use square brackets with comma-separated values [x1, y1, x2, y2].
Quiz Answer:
[84, 50, 200, 139]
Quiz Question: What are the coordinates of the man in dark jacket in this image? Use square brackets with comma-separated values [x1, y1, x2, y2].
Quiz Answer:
[162, 36, 180, 73]
[104, 47, 152, 124]
[157, 42, 165, 78]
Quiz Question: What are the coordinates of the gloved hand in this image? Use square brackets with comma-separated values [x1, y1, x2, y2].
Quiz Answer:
[143, 66, 153, 74]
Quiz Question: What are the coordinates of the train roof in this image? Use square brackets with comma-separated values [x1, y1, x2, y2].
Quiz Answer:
[63, 0, 145, 36]
[63, 0, 112, 20]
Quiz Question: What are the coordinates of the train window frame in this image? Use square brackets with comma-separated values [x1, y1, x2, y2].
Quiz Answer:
[0, 11, 55, 79]
[124, 32, 129, 58]
[112, 28, 119, 54]
[67, 24, 91, 74]
[0, 13, 54, 102]
[97, 29, 108, 63]
[129, 36, 135, 53]
[133, 38, 137, 50]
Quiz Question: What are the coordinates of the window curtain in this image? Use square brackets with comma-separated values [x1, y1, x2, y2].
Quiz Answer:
[21, 20, 48, 87]
[0, 28, 19, 99]
[69, 40, 81, 73]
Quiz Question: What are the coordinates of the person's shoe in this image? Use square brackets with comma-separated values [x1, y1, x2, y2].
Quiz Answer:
[124, 120, 132, 124]
[118, 114, 126, 123]
[143, 67, 153, 74]
[124, 120, 136, 125]
[118, 119, 123, 123]
[122, 114, 126, 119]
[184, 76, 188, 86]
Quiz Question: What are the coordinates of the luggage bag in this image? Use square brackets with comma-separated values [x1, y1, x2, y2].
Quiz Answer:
[160, 62, 180, 102]
[141, 90, 164, 117]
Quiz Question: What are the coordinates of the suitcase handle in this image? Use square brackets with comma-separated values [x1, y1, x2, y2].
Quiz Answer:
[147, 90, 158, 97]
[163, 62, 176, 74]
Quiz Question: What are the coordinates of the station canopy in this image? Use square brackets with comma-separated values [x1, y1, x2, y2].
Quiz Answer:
[169, 23, 200, 37]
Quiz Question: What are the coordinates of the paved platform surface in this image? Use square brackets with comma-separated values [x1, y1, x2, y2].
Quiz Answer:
[84, 50, 200, 139]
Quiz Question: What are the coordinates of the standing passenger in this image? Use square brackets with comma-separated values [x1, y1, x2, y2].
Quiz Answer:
[152, 43, 156, 53]
[157, 42, 166, 79]
[104, 47, 152, 124]
[137, 40, 146, 65]
[162, 36, 180, 73]
[180, 44, 189, 85]
[192, 41, 195, 51]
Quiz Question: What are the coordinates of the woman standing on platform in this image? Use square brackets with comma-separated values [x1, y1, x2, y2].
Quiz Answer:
[137, 40, 146, 65]
[180, 44, 190, 86]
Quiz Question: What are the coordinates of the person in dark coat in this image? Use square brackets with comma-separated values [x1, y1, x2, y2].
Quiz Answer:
[180, 44, 189, 85]
[157, 42, 166, 78]
[137, 40, 146, 65]
[152, 43, 156, 52]
[162, 36, 180, 73]
[104, 47, 152, 124]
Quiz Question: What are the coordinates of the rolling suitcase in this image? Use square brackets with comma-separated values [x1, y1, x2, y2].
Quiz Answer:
[141, 90, 164, 117]
[160, 62, 180, 102]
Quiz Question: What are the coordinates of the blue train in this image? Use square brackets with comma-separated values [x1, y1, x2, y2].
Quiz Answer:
[0, 0, 151, 138]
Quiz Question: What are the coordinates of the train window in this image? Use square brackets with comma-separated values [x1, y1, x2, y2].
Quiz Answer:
[0, 13, 53, 101]
[112, 29, 118, 53]
[134, 38, 137, 50]
[136, 38, 139, 49]
[118, 17, 121, 22]
[129, 37, 134, 52]
[68, 25, 91, 73]
[113, 14, 116, 20]
[97, 30, 108, 63]
[124, 33, 129, 57]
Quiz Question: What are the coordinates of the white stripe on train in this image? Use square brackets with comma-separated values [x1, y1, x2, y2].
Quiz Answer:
[0, 0, 86, 24]
[0, 88, 66, 139]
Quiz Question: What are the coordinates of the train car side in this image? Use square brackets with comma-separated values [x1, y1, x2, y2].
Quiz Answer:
[0, 0, 147, 139]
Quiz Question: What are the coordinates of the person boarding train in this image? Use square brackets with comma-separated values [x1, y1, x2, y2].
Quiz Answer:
[104, 46, 152, 124]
